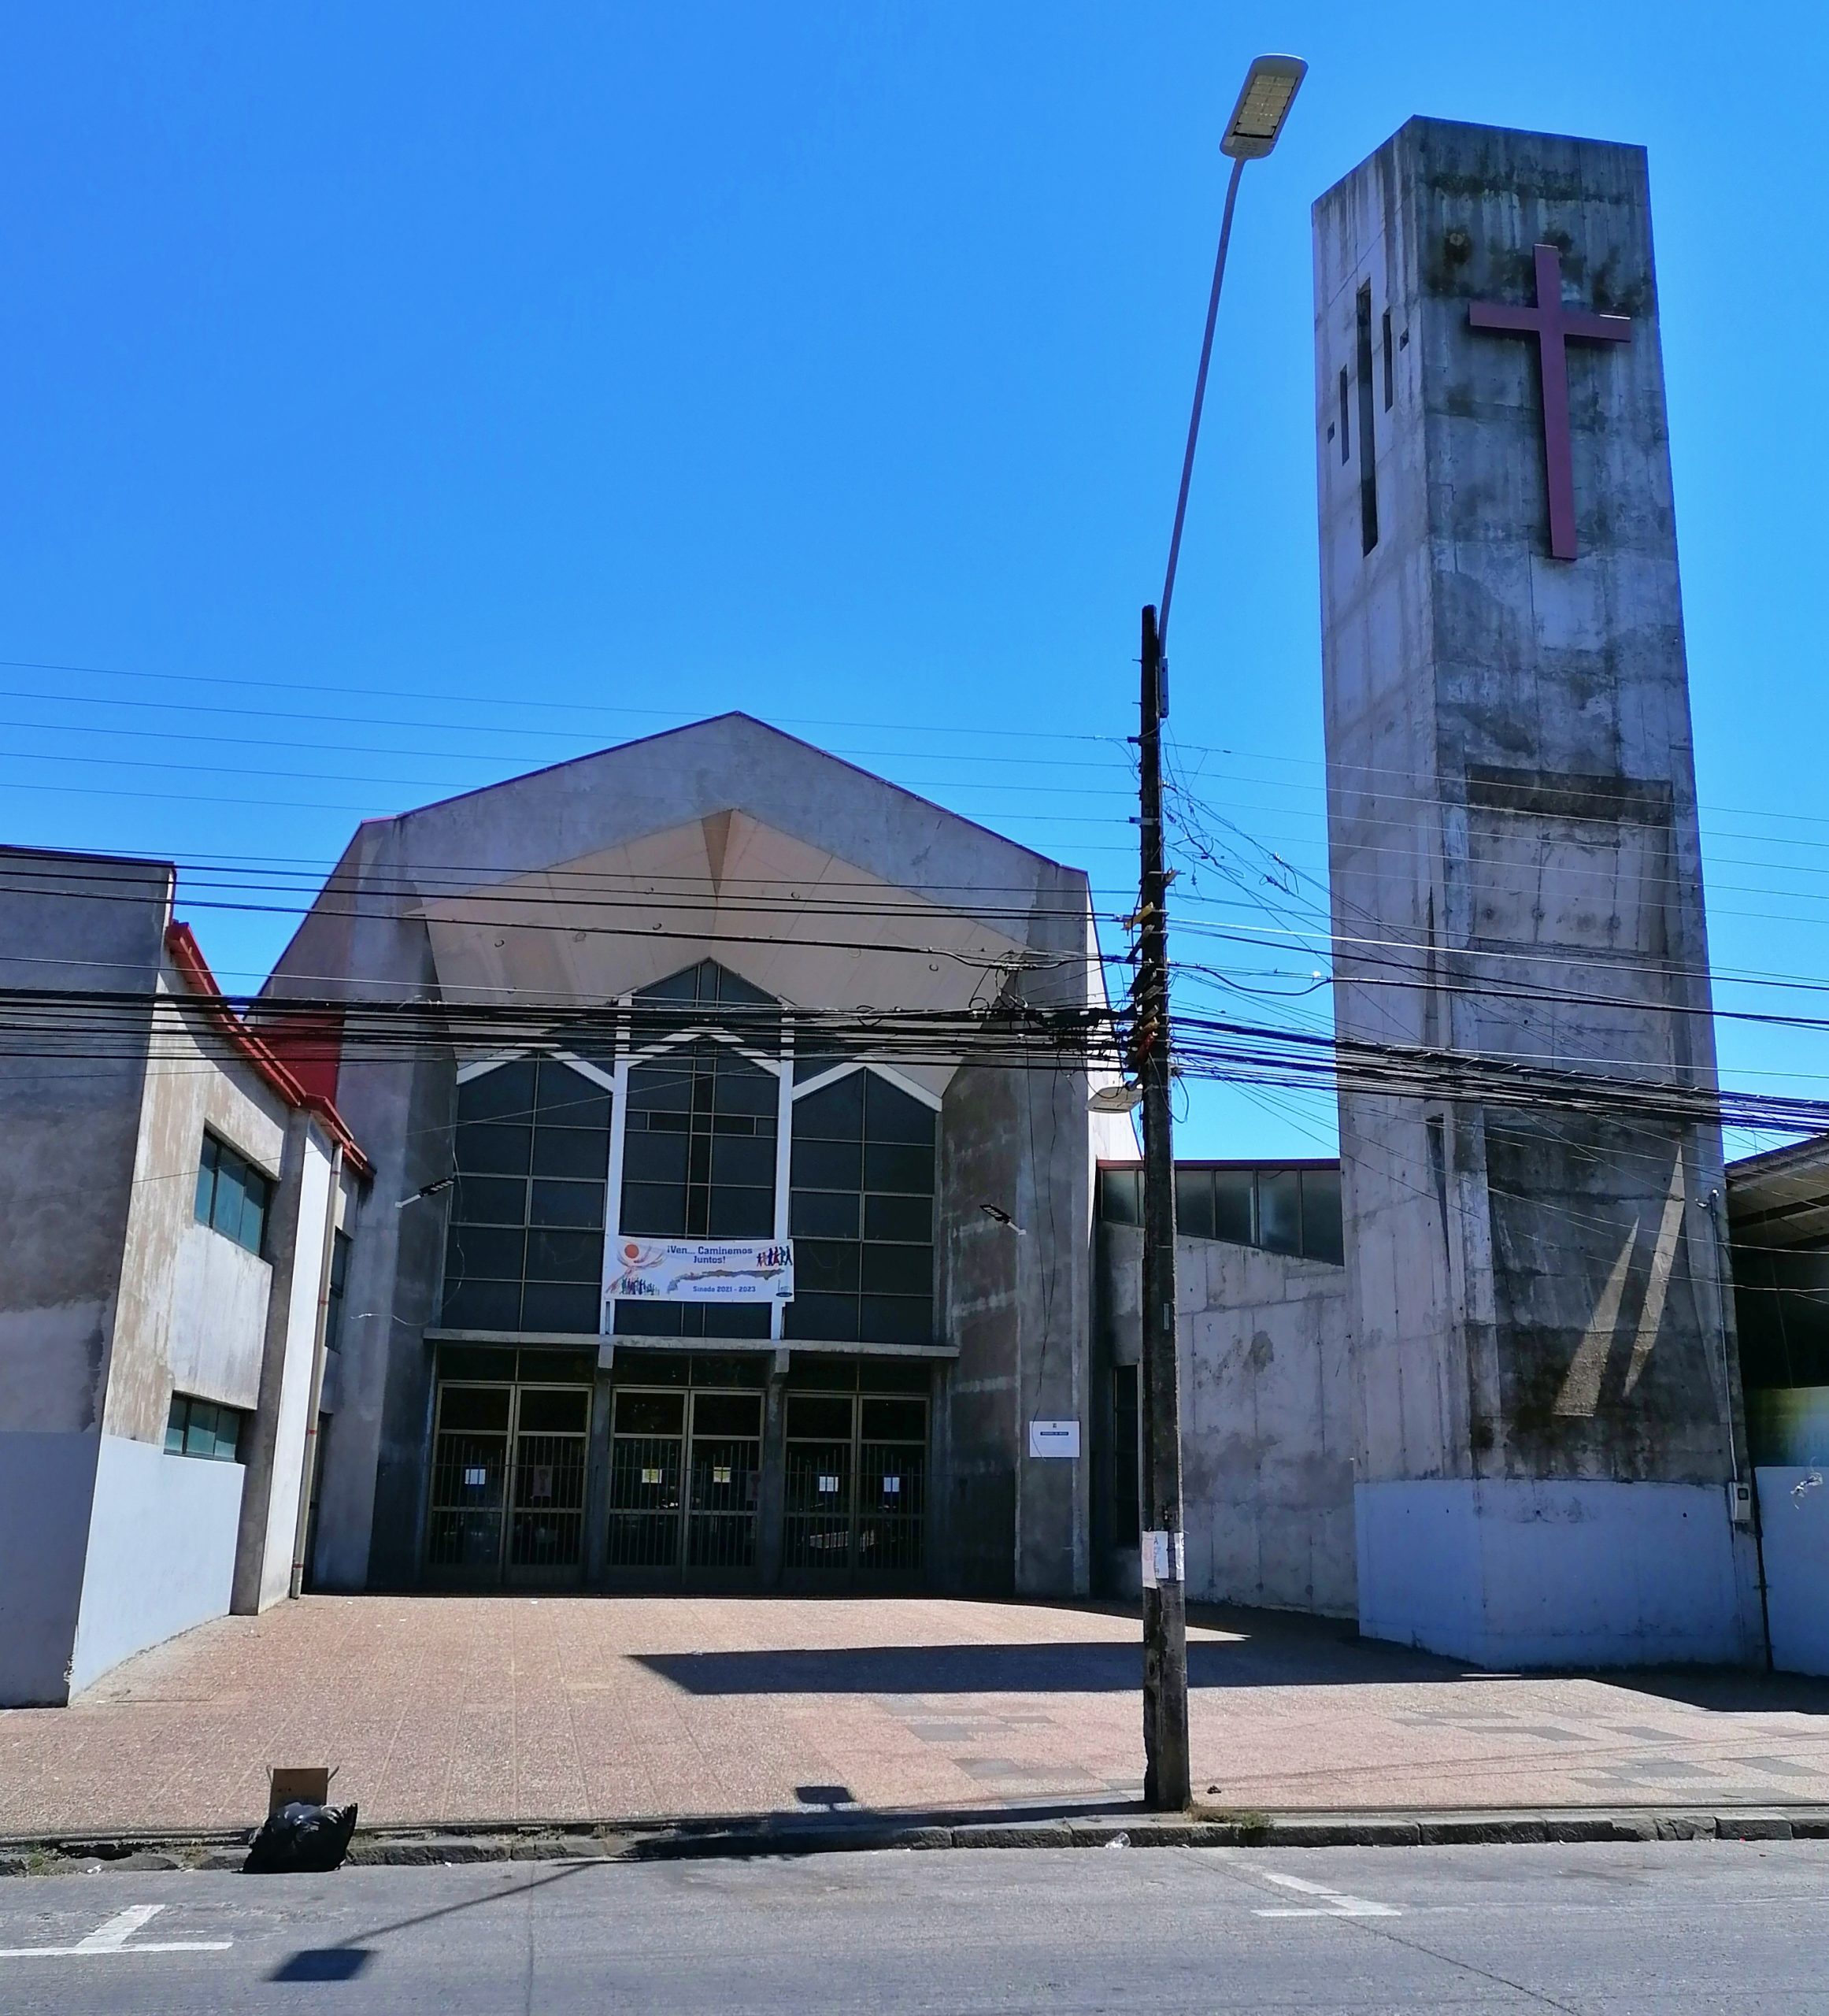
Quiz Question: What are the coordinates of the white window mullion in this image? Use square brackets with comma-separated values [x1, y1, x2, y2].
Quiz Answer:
[598, 998, 632, 1336]
[772, 1025, 794, 1340]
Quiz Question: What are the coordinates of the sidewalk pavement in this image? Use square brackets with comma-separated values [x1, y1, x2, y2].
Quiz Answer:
[4, 1595, 1828, 1840]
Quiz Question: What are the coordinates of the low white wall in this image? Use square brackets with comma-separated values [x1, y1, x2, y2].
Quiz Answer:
[68, 1432, 243, 1694]
[0, 1429, 100, 1706]
[1757, 1466, 1829, 1677]
[1357, 1479, 1762, 1668]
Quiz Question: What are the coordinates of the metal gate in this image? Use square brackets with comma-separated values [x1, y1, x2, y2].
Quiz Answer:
[783, 1392, 926, 1581]
[427, 1380, 591, 1584]
[605, 1386, 763, 1579]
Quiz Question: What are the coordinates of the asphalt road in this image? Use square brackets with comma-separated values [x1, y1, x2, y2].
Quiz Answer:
[1, 1842, 1825, 2013]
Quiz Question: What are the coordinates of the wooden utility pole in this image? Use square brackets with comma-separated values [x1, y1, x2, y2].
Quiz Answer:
[1135, 602, 1190, 1810]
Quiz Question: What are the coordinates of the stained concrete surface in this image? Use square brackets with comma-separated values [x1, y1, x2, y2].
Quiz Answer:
[3, 1844, 1829, 2014]
[5, 1596, 1829, 1839]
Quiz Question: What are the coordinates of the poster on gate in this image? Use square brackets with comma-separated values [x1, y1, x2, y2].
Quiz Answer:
[605, 1236, 794, 1310]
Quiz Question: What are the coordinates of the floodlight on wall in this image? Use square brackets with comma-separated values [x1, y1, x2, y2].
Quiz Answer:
[1220, 54, 1307, 161]
[1089, 1082, 1145, 1114]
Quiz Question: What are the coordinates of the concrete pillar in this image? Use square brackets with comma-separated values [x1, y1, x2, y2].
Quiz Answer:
[1314, 118, 1764, 1666]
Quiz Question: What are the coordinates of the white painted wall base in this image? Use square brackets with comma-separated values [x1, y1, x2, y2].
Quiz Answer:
[1756, 1466, 1829, 1677]
[1355, 1479, 1761, 1669]
[68, 1434, 243, 1695]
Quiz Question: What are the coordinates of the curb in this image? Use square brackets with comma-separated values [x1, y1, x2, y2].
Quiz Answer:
[4, 1807, 1827, 1875]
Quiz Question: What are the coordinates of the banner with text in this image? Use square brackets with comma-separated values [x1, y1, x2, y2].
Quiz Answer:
[606, 1237, 794, 1306]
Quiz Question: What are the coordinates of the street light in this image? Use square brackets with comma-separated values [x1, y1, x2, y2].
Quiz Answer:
[1131, 53, 1305, 1816]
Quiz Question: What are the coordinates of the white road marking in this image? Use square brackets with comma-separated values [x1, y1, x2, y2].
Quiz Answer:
[0, 1903, 232, 1959]
[1250, 1870, 1400, 1918]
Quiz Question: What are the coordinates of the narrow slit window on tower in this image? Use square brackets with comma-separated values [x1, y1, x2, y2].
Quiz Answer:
[1338, 367, 1350, 463]
[1355, 285, 1379, 553]
[1382, 307, 1394, 410]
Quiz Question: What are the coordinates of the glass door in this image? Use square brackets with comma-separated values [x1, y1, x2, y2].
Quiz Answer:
[685, 1392, 764, 1573]
[605, 1388, 687, 1570]
[506, 1385, 591, 1582]
[427, 1384, 513, 1578]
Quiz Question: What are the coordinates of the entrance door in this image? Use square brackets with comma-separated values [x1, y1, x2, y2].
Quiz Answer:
[605, 1389, 687, 1571]
[685, 1392, 763, 1574]
[506, 1385, 590, 1583]
[783, 1392, 927, 1583]
[427, 1380, 591, 1585]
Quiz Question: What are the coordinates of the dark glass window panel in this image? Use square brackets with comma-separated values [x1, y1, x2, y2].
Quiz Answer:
[525, 1228, 602, 1283]
[860, 1295, 933, 1345]
[529, 1179, 603, 1229]
[792, 1138, 862, 1191]
[861, 1243, 932, 1296]
[713, 1063, 778, 1119]
[711, 1134, 775, 1191]
[794, 1039, 857, 1080]
[783, 1293, 857, 1342]
[194, 1136, 217, 1225]
[635, 1109, 690, 1133]
[628, 1059, 694, 1115]
[456, 1123, 531, 1177]
[439, 1386, 513, 1431]
[535, 1063, 609, 1131]
[441, 1279, 522, 1331]
[1259, 1170, 1301, 1256]
[792, 1191, 860, 1238]
[691, 1305, 770, 1338]
[623, 1131, 689, 1185]
[705, 1187, 775, 1236]
[636, 958, 776, 1010]
[209, 1154, 246, 1240]
[1301, 1167, 1345, 1265]
[794, 1073, 865, 1140]
[1174, 1168, 1216, 1240]
[1099, 1166, 1142, 1227]
[457, 1060, 537, 1124]
[690, 1354, 768, 1388]
[516, 1387, 590, 1433]
[616, 1390, 685, 1434]
[859, 1358, 931, 1392]
[788, 1355, 857, 1389]
[239, 1173, 270, 1255]
[439, 1345, 516, 1382]
[709, 1113, 757, 1136]
[864, 1143, 933, 1195]
[165, 1395, 186, 1454]
[798, 1240, 861, 1295]
[861, 1398, 926, 1442]
[865, 1076, 935, 1146]
[621, 1182, 688, 1237]
[444, 1225, 526, 1281]
[532, 1128, 609, 1180]
[694, 1393, 763, 1437]
[1212, 1171, 1254, 1246]
[454, 1175, 527, 1226]
[787, 1394, 853, 1439]
[516, 1349, 594, 1383]
[865, 1194, 931, 1243]
[615, 1299, 683, 1335]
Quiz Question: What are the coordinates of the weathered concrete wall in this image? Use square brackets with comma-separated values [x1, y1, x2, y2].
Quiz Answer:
[0, 849, 168, 1703]
[1314, 119, 1762, 1662]
[107, 976, 288, 1444]
[1099, 1224, 1355, 1617]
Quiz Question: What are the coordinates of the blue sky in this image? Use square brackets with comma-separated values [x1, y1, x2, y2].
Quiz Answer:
[2, 3, 1824, 1158]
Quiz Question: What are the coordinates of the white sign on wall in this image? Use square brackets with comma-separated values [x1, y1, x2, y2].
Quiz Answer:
[1027, 1418, 1082, 1460]
[606, 1238, 794, 1314]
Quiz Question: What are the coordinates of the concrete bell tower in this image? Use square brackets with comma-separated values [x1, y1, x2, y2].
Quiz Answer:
[1313, 118, 1764, 1666]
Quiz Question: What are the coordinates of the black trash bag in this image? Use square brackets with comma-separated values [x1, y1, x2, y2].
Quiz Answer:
[243, 1800, 360, 1874]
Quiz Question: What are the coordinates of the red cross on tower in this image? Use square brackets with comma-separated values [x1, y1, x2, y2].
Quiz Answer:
[1469, 243, 1631, 561]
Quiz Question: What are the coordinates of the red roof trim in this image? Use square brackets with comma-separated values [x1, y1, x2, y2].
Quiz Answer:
[164, 921, 372, 1179]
